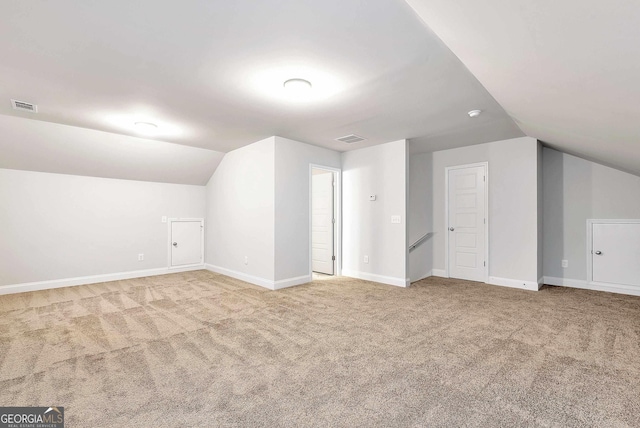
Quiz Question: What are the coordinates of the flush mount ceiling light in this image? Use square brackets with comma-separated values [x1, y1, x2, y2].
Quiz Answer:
[101, 112, 188, 139]
[247, 64, 343, 104]
[468, 109, 482, 118]
[134, 121, 158, 135]
[283, 78, 312, 94]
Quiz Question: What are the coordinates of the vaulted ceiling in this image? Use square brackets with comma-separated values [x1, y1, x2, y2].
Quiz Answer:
[0, 0, 637, 183]
[406, 0, 640, 175]
[0, 0, 521, 183]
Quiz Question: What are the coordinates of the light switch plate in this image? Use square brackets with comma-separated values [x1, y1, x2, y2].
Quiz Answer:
[161, 216, 167, 223]
[369, 195, 376, 201]
[391, 215, 401, 224]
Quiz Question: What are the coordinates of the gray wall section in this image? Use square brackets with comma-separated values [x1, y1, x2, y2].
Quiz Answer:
[543, 147, 640, 280]
[15, 134, 640, 291]
[0, 168, 205, 287]
[274, 137, 341, 281]
[205, 137, 276, 281]
[342, 140, 408, 282]
[537, 141, 544, 281]
[206, 136, 342, 283]
[409, 152, 433, 281]
[432, 137, 539, 282]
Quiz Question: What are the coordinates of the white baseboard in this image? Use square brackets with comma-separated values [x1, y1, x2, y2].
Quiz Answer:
[274, 275, 312, 290]
[342, 269, 409, 287]
[488, 276, 540, 292]
[543, 276, 587, 288]
[411, 270, 432, 283]
[0, 265, 204, 296]
[543, 276, 640, 297]
[204, 264, 311, 291]
[538, 276, 544, 290]
[205, 264, 274, 290]
[431, 269, 447, 278]
[426, 270, 539, 292]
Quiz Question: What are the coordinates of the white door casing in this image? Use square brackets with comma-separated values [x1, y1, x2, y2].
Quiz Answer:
[312, 171, 335, 274]
[169, 219, 204, 268]
[446, 163, 488, 282]
[589, 220, 640, 288]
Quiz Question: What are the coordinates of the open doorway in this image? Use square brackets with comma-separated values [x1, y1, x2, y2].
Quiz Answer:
[310, 165, 340, 278]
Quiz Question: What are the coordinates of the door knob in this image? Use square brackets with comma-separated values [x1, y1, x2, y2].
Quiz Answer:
[172, 242, 178, 247]
[594, 250, 602, 255]
[449, 227, 455, 231]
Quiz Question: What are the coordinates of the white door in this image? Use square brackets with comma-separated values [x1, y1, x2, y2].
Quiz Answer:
[170, 220, 203, 267]
[447, 165, 486, 282]
[312, 171, 334, 274]
[592, 222, 640, 287]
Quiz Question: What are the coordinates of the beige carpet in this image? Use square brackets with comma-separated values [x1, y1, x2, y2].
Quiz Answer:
[1, 271, 640, 427]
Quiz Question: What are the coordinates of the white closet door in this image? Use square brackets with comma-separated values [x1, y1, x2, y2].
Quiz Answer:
[171, 220, 203, 267]
[592, 222, 640, 287]
[448, 165, 486, 282]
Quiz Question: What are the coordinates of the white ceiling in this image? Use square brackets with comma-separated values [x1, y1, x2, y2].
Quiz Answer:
[0, 0, 521, 176]
[406, 0, 640, 175]
[0, 115, 223, 185]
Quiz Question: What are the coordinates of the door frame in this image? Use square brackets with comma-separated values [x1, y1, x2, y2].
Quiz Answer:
[309, 164, 342, 277]
[586, 219, 640, 288]
[444, 162, 489, 282]
[167, 218, 205, 269]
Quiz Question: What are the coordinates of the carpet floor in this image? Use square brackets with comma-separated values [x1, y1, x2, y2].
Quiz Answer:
[1, 271, 639, 427]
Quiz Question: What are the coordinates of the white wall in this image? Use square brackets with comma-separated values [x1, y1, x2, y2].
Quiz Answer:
[431, 136, 540, 287]
[205, 136, 342, 288]
[408, 152, 433, 282]
[0, 168, 205, 288]
[342, 139, 408, 286]
[274, 137, 341, 282]
[543, 147, 640, 281]
[205, 137, 275, 285]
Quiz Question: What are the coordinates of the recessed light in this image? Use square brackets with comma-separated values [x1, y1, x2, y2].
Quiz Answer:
[468, 109, 482, 118]
[134, 121, 158, 135]
[283, 78, 312, 93]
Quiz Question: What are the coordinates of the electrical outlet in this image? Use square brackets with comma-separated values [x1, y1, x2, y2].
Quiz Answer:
[391, 215, 401, 224]
[562, 259, 568, 268]
[244, 256, 248, 265]
[364, 255, 369, 264]
[138, 253, 144, 261]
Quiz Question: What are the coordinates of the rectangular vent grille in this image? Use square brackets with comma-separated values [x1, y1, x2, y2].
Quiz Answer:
[11, 99, 37, 113]
[336, 134, 365, 144]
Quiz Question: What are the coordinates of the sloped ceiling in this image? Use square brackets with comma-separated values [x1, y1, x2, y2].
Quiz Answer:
[405, 0, 640, 175]
[0, 0, 523, 184]
[0, 115, 224, 185]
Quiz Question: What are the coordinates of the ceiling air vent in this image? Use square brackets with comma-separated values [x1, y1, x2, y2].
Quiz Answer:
[11, 99, 38, 113]
[336, 134, 365, 144]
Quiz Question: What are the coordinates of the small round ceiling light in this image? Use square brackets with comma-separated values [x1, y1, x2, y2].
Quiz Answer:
[134, 121, 158, 135]
[283, 78, 312, 95]
[467, 109, 482, 118]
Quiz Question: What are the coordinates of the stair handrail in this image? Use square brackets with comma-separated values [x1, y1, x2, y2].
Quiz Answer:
[409, 232, 433, 252]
